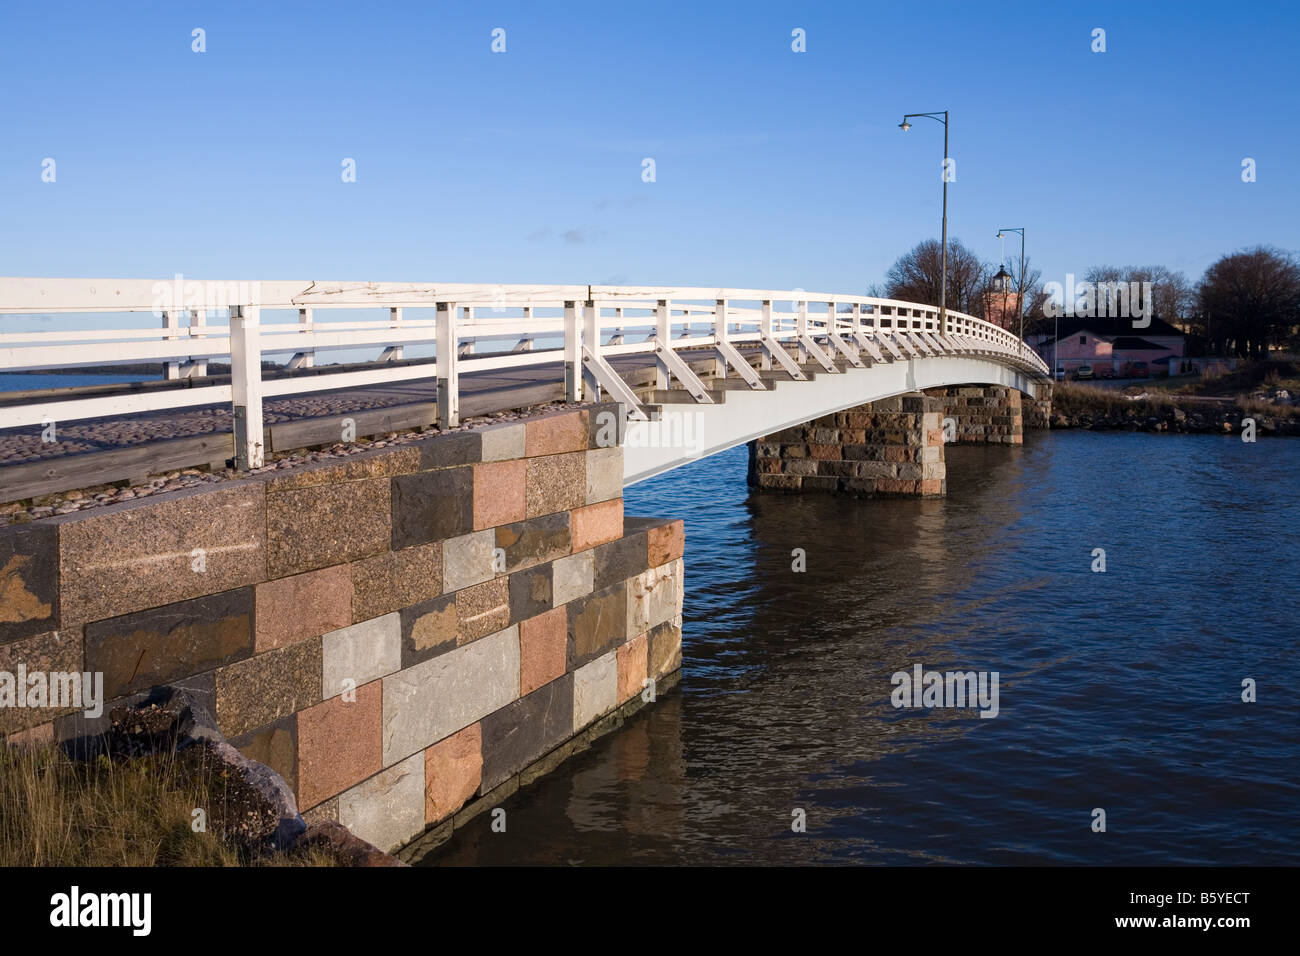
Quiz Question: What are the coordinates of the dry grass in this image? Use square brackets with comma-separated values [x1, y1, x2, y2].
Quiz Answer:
[1174, 358, 1300, 398]
[0, 744, 337, 867]
[1051, 381, 1299, 422]
[1051, 382, 1179, 418]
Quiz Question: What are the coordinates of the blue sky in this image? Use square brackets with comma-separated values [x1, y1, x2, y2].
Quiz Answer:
[2, 0, 1297, 301]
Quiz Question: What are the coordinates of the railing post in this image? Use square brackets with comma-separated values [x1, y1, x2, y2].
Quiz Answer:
[564, 300, 583, 402]
[437, 301, 459, 428]
[514, 306, 535, 352]
[163, 310, 180, 380]
[584, 299, 601, 399]
[797, 298, 809, 364]
[230, 305, 265, 470]
[714, 298, 729, 378]
[656, 299, 671, 388]
[289, 307, 315, 369]
[760, 299, 773, 370]
[458, 307, 477, 357]
[189, 308, 208, 377]
[383, 307, 405, 362]
[611, 306, 625, 346]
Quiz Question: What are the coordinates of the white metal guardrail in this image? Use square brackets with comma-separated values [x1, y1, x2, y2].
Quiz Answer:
[0, 278, 1050, 469]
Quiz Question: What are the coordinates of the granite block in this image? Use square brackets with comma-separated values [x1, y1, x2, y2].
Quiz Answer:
[584, 447, 623, 505]
[338, 751, 425, 852]
[229, 715, 298, 796]
[424, 722, 482, 823]
[570, 498, 623, 551]
[0, 629, 84, 735]
[455, 577, 510, 645]
[494, 512, 571, 573]
[322, 613, 401, 700]
[568, 582, 627, 669]
[525, 409, 588, 457]
[479, 673, 573, 792]
[550, 549, 594, 606]
[84, 588, 254, 700]
[254, 564, 352, 653]
[297, 679, 383, 810]
[267, 478, 389, 578]
[507, 563, 553, 622]
[442, 529, 496, 593]
[518, 606, 566, 696]
[214, 637, 322, 738]
[390, 466, 472, 550]
[0, 523, 57, 645]
[400, 592, 458, 666]
[572, 650, 618, 730]
[592, 532, 649, 591]
[381, 625, 519, 765]
[57, 482, 265, 629]
[479, 422, 526, 463]
[350, 542, 442, 622]
[524, 452, 586, 517]
[472, 459, 526, 531]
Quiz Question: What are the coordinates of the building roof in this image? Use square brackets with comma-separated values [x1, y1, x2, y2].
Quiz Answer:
[1041, 317, 1184, 342]
[1110, 336, 1169, 351]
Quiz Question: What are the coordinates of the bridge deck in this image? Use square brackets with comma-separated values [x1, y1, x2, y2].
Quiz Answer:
[0, 351, 713, 502]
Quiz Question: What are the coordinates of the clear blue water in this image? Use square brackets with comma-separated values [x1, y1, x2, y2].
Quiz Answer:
[0, 373, 151, 392]
[422, 430, 1300, 865]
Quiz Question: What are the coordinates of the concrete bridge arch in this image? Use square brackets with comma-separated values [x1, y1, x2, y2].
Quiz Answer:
[623, 354, 1046, 492]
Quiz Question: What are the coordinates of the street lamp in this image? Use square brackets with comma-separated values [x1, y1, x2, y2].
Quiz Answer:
[995, 226, 1026, 343]
[900, 111, 949, 330]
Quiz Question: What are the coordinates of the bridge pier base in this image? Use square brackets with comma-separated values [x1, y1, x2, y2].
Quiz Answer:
[747, 384, 1034, 498]
[924, 385, 1024, 444]
[748, 392, 947, 497]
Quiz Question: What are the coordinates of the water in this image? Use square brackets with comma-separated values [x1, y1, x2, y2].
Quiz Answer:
[420, 430, 1300, 866]
[0, 373, 151, 392]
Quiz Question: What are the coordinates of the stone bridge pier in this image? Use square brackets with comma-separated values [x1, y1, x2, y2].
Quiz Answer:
[747, 384, 1029, 497]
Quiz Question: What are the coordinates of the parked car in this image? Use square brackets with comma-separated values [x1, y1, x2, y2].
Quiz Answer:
[1055, 366, 1065, 381]
[1076, 364, 1094, 380]
[1125, 361, 1150, 379]
[1095, 365, 1116, 379]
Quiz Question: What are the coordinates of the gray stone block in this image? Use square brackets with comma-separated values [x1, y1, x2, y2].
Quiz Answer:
[442, 529, 497, 593]
[381, 624, 519, 764]
[551, 550, 594, 607]
[322, 613, 401, 700]
[338, 751, 425, 853]
[572, 650, 618, 730]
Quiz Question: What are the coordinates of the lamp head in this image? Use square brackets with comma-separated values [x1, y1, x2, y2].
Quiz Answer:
[899, 120, 911, 132]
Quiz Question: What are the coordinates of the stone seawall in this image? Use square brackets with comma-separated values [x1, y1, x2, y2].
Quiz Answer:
[0, 403, 684, 855]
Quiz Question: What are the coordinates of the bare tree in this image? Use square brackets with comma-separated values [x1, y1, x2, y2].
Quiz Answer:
[884, 238, 990, 315]
[1198, 246, 1300, 358]
[1081, 264, 1193, 326]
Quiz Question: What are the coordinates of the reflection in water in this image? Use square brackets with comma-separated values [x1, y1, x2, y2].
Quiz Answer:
[421, 432, 1300, 866]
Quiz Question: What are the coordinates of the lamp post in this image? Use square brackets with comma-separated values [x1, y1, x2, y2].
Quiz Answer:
[995, 226, 1026, 343]
[900, 111, 949, 329]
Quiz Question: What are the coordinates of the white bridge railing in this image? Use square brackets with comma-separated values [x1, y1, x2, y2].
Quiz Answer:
[0, 278, 1050, 469]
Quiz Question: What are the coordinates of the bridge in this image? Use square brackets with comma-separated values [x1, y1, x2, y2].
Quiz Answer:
[0, 278, 1049, 857]
[0, 278, 1048, 497]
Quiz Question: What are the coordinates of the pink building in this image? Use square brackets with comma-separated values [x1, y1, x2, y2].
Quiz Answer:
[1032, 318, 1185, 377]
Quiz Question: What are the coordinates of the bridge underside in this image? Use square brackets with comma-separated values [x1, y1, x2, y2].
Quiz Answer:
[622, 355, 1042, 488]
[749, 385, 1024, 497]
